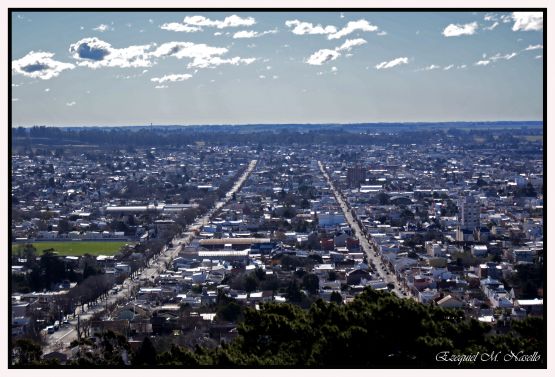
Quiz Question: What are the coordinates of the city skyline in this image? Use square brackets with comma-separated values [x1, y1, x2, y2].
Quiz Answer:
[11, 11, 544, 126]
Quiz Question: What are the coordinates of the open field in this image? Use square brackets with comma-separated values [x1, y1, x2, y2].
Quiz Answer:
[11, 241, 129, 257]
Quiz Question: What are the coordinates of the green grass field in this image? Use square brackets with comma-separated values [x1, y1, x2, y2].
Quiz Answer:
[11, 241, 129, 257]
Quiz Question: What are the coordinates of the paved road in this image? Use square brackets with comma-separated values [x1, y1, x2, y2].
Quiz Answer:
[318, 161, 405, 298]
[42, 160, 258, 355]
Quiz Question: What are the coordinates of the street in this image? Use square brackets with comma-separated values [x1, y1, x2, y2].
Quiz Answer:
[42, 160, 258, 354]
[318, 161, 404, 298]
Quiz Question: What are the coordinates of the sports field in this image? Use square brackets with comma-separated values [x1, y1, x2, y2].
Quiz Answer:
[11, 241, 129, 257]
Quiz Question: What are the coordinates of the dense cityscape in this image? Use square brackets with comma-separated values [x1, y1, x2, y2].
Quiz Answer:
[8, 9, 546, 370]
[10, 124, 544, 366]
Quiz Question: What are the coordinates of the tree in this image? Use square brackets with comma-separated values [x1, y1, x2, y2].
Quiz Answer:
[302, 273, 319, 295]
[217, 301, 242, 322]
[58, 219, 72, 234]
[330, 291, 343, 305]
[245, 275, 258, 293]
[376, 192, 390, 205]
[286, 280, 304, 303]
[134, 337, 157, 366]
[183, 288, 545, 367]
[12, 339, 42, 366]
[254, 267, 266, 281]
[39, 251, 66, 289]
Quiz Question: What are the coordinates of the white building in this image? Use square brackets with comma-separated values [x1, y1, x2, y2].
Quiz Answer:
[460, 196, 480, 231]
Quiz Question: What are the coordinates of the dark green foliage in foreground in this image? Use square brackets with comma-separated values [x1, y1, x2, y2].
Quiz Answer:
[157, 288, 545, 367]
[12, 289, 545, 367]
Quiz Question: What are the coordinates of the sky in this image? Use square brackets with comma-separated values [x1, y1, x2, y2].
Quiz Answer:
[10, 11, 544, 126]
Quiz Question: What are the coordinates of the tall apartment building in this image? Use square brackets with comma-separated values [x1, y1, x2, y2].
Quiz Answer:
[460, 195, 480, 231]
[347, 165, 366, 188]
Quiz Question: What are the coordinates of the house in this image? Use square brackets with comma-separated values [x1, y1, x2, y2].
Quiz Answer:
[90, 319, 130, 336]
[418, 289, 440, 304]
[346, 269, 371, 285]
[471, 245, 488, 257]
[436, 295, 464, 308]
[514, 298, 543, 316]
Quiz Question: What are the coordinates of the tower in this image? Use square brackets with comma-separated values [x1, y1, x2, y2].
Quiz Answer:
[347, 165, 366, 188]
[460, 195, 480, 231]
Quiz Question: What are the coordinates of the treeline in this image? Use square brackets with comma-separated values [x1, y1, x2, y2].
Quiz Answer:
[12, 126, 542, 148]
[12, 288, 545, 367]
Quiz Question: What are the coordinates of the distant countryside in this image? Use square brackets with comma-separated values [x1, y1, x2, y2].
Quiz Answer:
[12, 241, 128, 257]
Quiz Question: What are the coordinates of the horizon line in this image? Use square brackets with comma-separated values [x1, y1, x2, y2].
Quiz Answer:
[10, 120, 544, 129]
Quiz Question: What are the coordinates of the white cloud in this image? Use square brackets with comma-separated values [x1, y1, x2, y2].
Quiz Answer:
[154, 85, 168, 89]
[188, 56, 255, 69]
[443, 64, 454, 70]
[306, 49, 340, 65]
[336, 38, 367, 51]
[458, 64, 467, 69]
[66, 101, 76, 106]
[160, 23, 202, 32]
[12, 51, 75, 80]
[233, 30, 256, 39]
[12, 98, 19, 102]
[495, 52, 517, 60]
[44, 88, 50, 92]
[150, 73, 193, 83]
[150, 41, 227, 68]
[188, 14, 255, 28]
[232, 29, 277, 39]
[422, 64, 441, 71]
[512, 12, 543, 31]
[285, 20, 337, 35]
[148, 19, 154, 24]
[259, 75, 266, 79]
[214, 32, 223, 36]
[93, 24, 111, 32]
[272, 75, 278, 79]
[481, 51, 518, 64]
[306, 38, 367, 66]
[475, 60, 490, 66]
[151, 42, 256, 68]
[535, 55, 542, 59]
[483, 22, 499, 31]
[377, 31, 387, 36]
[442, 22, 478, 37]
[484, 13, 496, 22]
[524, 44, 543, 51]
[375, 57, 408, 70]
[162, 14, 256, 32]
[69, 37, 153, 68]
[331, 66, 338, 72]
[328, 19, 378, 39]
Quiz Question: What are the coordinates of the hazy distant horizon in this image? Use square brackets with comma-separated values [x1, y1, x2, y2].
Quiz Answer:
[10, 119, 543, 129]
